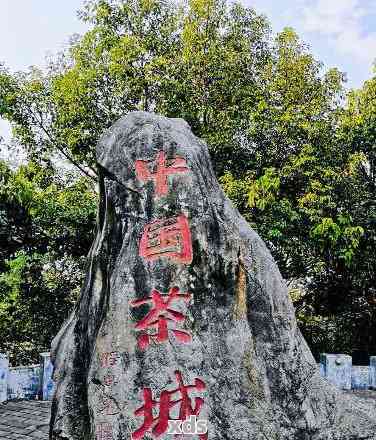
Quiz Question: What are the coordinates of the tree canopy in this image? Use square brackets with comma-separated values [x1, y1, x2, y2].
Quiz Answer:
[0, 0, 375, 363]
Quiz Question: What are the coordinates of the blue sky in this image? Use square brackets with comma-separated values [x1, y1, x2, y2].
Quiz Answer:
[1, 0, 375, 145]
[247, 0, 376, 87]
[0, 0, 88, 147]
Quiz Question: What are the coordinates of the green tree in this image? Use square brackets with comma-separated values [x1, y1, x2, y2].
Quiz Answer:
[0, 0, 375, 361]
[0, 161, 96, 363]
[0, 0, 272, 175]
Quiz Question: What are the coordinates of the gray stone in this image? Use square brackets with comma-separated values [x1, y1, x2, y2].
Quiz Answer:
[0, 400, 50, 439]
[50, 112, 376, 440]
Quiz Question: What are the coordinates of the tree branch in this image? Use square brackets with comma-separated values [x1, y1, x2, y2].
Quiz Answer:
[29, 108, 98, 182]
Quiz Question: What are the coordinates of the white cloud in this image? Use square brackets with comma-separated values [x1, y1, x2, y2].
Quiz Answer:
[300, 0, 376, 63]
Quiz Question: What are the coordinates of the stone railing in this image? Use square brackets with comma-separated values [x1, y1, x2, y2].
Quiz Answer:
[0, 352, 374, 403]
[0, 352, 54, 403]
[320, 354, 376, 391]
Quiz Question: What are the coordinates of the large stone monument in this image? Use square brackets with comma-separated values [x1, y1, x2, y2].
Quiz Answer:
[50, 112, 376, 440]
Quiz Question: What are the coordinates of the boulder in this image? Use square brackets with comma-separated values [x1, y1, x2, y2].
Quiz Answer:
[50, 111, 376, 440]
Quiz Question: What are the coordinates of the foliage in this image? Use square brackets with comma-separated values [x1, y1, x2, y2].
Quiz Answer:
[0, 161, 96, 363]
[0, 0, 375, 361]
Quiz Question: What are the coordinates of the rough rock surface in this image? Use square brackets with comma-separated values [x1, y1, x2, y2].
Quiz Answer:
[50, 111, 376, 440]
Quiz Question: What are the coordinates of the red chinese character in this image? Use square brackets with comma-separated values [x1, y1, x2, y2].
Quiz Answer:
[135, 151, 189, 197]
[130, 287, 192, 350]
[100, 352, 119, 368]
[132, 371, 207, 440]
[96, 423, 113, 440]
[139, 214, 193, 264]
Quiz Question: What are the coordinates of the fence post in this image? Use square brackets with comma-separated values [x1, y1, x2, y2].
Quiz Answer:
[0, 354, 9, 403]
[320, 354, 352, 390]
[40, 352, 55, 401]
[370, 356, 376, 390]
